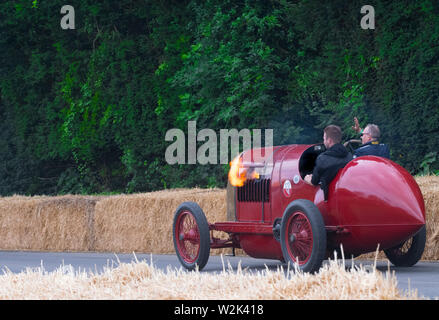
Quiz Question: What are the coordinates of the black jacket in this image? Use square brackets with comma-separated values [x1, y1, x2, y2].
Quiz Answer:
[311, 143, 353, 200]
[354, 140, 390, 159]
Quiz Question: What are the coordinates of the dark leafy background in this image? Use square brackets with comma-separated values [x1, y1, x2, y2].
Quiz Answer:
[1, 0, 438, 195]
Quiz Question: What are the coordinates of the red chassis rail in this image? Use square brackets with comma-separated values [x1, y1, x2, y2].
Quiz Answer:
[208, 221, 274, 249]
[208, 221, 351, 249]
[211, 221, 273, 234]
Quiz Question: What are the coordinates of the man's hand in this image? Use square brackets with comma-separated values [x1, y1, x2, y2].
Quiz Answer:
[304, 174, 313, 185]
[352, 117, 362, 133]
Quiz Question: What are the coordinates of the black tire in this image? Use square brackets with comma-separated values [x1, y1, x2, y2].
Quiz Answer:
[280, 199, 327, 274]
[173, 202, 210, 271]
[384, 225, 426, 267]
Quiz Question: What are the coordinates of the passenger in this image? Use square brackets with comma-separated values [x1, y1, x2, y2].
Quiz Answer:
[350, 117, 390, 159]
[304, 125, 353, 200]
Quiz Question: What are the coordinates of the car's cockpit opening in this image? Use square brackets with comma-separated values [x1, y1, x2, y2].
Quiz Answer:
[299, 144, 326, 179]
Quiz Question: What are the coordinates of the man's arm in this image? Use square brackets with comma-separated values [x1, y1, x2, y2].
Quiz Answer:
[352, 117, 362, 134]
[304, 159, 321, 186]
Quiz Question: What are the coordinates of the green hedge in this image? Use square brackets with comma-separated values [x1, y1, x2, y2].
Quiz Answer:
[0, 0, 438, 195]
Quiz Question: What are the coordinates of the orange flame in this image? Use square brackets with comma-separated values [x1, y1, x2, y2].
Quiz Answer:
[228, 155, 247, 187]
[250, 171, 260, 179]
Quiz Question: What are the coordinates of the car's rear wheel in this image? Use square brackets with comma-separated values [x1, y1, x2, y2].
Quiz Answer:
[384, 225, 426, 267]
[280, 199, 326, 273]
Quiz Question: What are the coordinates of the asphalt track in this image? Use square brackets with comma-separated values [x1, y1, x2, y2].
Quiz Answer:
[0, 251, 438, 299]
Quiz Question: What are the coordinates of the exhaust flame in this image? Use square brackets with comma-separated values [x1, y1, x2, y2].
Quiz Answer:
[228, 155, 260, 187]
[228, 156, 247, 187]
[251, 171, 260, 179]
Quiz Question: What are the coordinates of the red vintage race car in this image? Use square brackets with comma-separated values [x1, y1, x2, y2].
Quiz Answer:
[173, 144, 426, 273]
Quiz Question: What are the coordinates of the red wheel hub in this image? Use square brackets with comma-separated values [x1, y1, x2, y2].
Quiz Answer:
[285, 211, 313, 265]
[175, 210, 201, 263]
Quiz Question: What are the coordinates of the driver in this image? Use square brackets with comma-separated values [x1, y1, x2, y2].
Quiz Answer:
[305, 125, 352, 200]
[350, 117, 390, 159]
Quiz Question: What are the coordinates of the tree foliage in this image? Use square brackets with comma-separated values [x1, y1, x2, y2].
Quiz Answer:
[0, 0, 438, 195]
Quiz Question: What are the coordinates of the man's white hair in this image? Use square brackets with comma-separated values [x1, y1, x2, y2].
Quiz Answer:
[365, 124, 380, 139]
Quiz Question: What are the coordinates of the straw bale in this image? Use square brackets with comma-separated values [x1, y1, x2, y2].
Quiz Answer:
[415, 176, 439, 260]
[93, 188, 228, 254]
[0, 258, 422, 300]
[0, 175, 438, 260]
[0, 195, 100, 251]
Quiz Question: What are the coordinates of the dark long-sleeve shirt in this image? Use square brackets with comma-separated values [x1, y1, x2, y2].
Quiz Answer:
[311, 143, 353, 200]
[354, 140, 390, 159]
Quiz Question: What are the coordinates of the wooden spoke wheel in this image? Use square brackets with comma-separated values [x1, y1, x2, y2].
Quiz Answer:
[173, 202, 210, 271]
[280, 199, 326, 274]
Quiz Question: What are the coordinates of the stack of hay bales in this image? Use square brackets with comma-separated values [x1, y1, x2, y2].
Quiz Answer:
[0, 189, 228, 254]
[0, 195, 99, 251]
[415, 176, 439, 260]
[0, 176, 437, 260]
[93, 188, 227, 254]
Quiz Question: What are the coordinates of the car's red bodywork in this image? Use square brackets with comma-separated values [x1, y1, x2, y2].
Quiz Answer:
[173, 144, 426, 271]
[216, 144, 425, 258]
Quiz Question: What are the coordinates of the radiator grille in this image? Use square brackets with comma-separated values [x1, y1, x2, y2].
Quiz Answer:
[237, 179, 270, 202]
